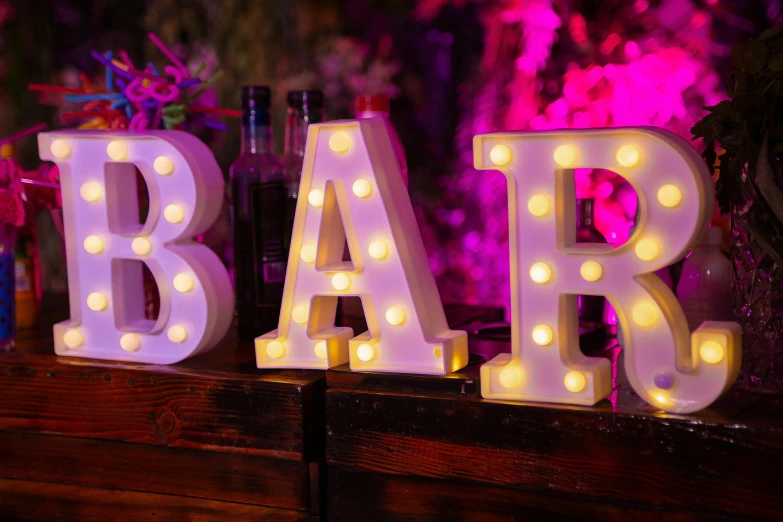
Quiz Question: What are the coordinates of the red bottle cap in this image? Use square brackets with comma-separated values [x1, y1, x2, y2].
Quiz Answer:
[355, 94, 390, 115]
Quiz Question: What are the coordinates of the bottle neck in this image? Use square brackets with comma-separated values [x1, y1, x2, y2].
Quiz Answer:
[357, 110, 389, 120]
[576, 199, 595, 229]
[285, 106, 323, 155]
[241, 106, 273, 154]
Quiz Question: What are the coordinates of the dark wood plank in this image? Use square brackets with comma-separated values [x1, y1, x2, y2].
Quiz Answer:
[0, 478, 308, 521]
[326, 345, 783, 520]
[0, 431, 310, 511]
[327, 468, 736, 522]
[0, 338, 325, 460]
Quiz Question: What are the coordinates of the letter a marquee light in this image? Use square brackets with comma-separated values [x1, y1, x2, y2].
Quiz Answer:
[257, 119, 468, 375]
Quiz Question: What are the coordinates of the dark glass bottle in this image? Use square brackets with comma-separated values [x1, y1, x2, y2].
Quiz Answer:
[576, 198, 606, 324]
[230, 86, 287, 340]
[282, 90, 324, 248]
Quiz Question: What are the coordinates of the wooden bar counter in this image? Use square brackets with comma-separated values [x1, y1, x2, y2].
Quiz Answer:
[1, 298, 780, 520]
[325, 339, 783, 521]
[0, 298, 325, 520]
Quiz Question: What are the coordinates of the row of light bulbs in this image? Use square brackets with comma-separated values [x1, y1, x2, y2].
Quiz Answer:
[55, 139, 193, 353]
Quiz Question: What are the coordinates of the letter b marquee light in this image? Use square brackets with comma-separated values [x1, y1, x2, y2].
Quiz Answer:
[474, 128, 741, 414]
[257, 119, 468, 374]
[39, 131, 233, 364]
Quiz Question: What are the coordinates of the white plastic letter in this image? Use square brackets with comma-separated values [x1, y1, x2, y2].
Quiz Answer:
[474, 128, 741, 413]
[40, 131, 233, 364]
[257, 119, 468, 374]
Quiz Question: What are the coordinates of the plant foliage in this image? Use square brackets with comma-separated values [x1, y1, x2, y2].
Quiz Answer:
[693, 25, 783, 265]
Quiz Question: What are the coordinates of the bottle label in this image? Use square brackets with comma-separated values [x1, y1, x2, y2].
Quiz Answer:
[249, 181, 288, 306]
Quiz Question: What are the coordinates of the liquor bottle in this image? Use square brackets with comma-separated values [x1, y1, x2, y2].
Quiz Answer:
[354, 94, 408, 186]
[576, 198, 606, 324]
[230, 86, 287, 340]
[282, 90, 324, 248]
[676, 227, 734, 331]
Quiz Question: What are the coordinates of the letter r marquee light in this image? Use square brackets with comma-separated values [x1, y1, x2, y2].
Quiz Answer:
[474, 128, 741, 414]
[257, 119, 468, 375]
[39, 131, 234, 364]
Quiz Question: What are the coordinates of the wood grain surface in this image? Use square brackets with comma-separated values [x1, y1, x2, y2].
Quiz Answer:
[326, 341, 783, 521]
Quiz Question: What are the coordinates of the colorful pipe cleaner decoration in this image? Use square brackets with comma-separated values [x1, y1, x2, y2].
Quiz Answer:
[29, 33, 240, 131]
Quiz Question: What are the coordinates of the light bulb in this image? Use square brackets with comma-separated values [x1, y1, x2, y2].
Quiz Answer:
[86, 292, 108, 311]
[329, 132, 350, 153]
[529, 262, 552, 284]
[120, 333, 141, 352]
[385, 306, 406, 326]
[173, 273, 194, 293]
[433, 348, 443, 358]
[553, 145, 578, 167]
[314, 341, 328, 360]
[632, 302, 658, 327]
[564, 371, 586, 393]
[80, 182, 102, 202]
[83, 235, 104, 255]
[331, 273, 351, 291]
[153, 156, 174, 176]
[580, 261, 603, 282]
[308, 189, 324, 208]
[50, 139, 71, 159]
[657, 184, 682, 208]
[292, 305, 309, 324]
[63, 329, 84, 348]
[356, 343, 375, 362]
[699, 340, 725, 364]
[167, 325, 188, 343]
[131, 237, 152, 256]
[368, 240, 389, 260]
[489, 144, 511, 166]
[616, 145, 640, 167]
[164, 205, 185, 224]
[634, 238, 660, 261]
[266, 340, 285, 359]
[532, 324, 554, 346]
[352, 179, 372, 198]
[107, 140, 128, 161]
[527, 195, 551, 217]
[499, 367, 521, 388]
[300, 244, 317, 263]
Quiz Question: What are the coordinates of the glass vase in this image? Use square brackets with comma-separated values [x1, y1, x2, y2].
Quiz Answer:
[731, 204, 783, 392]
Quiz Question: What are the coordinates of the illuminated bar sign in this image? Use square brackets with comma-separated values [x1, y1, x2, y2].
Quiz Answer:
[41, 124, 741, 413]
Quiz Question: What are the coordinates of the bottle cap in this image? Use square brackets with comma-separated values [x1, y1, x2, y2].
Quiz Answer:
[287, 90, 324, 108]
[241, 86, 271, 109]
[355, 94, 390, 115]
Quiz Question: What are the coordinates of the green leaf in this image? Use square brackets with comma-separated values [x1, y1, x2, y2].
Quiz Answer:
[753, 136, 783, 226]
[770, 52, 783, 72]
[733, 39, 769, 74]
[739, 215, 783, 268]
[760, 26, 783, 40]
